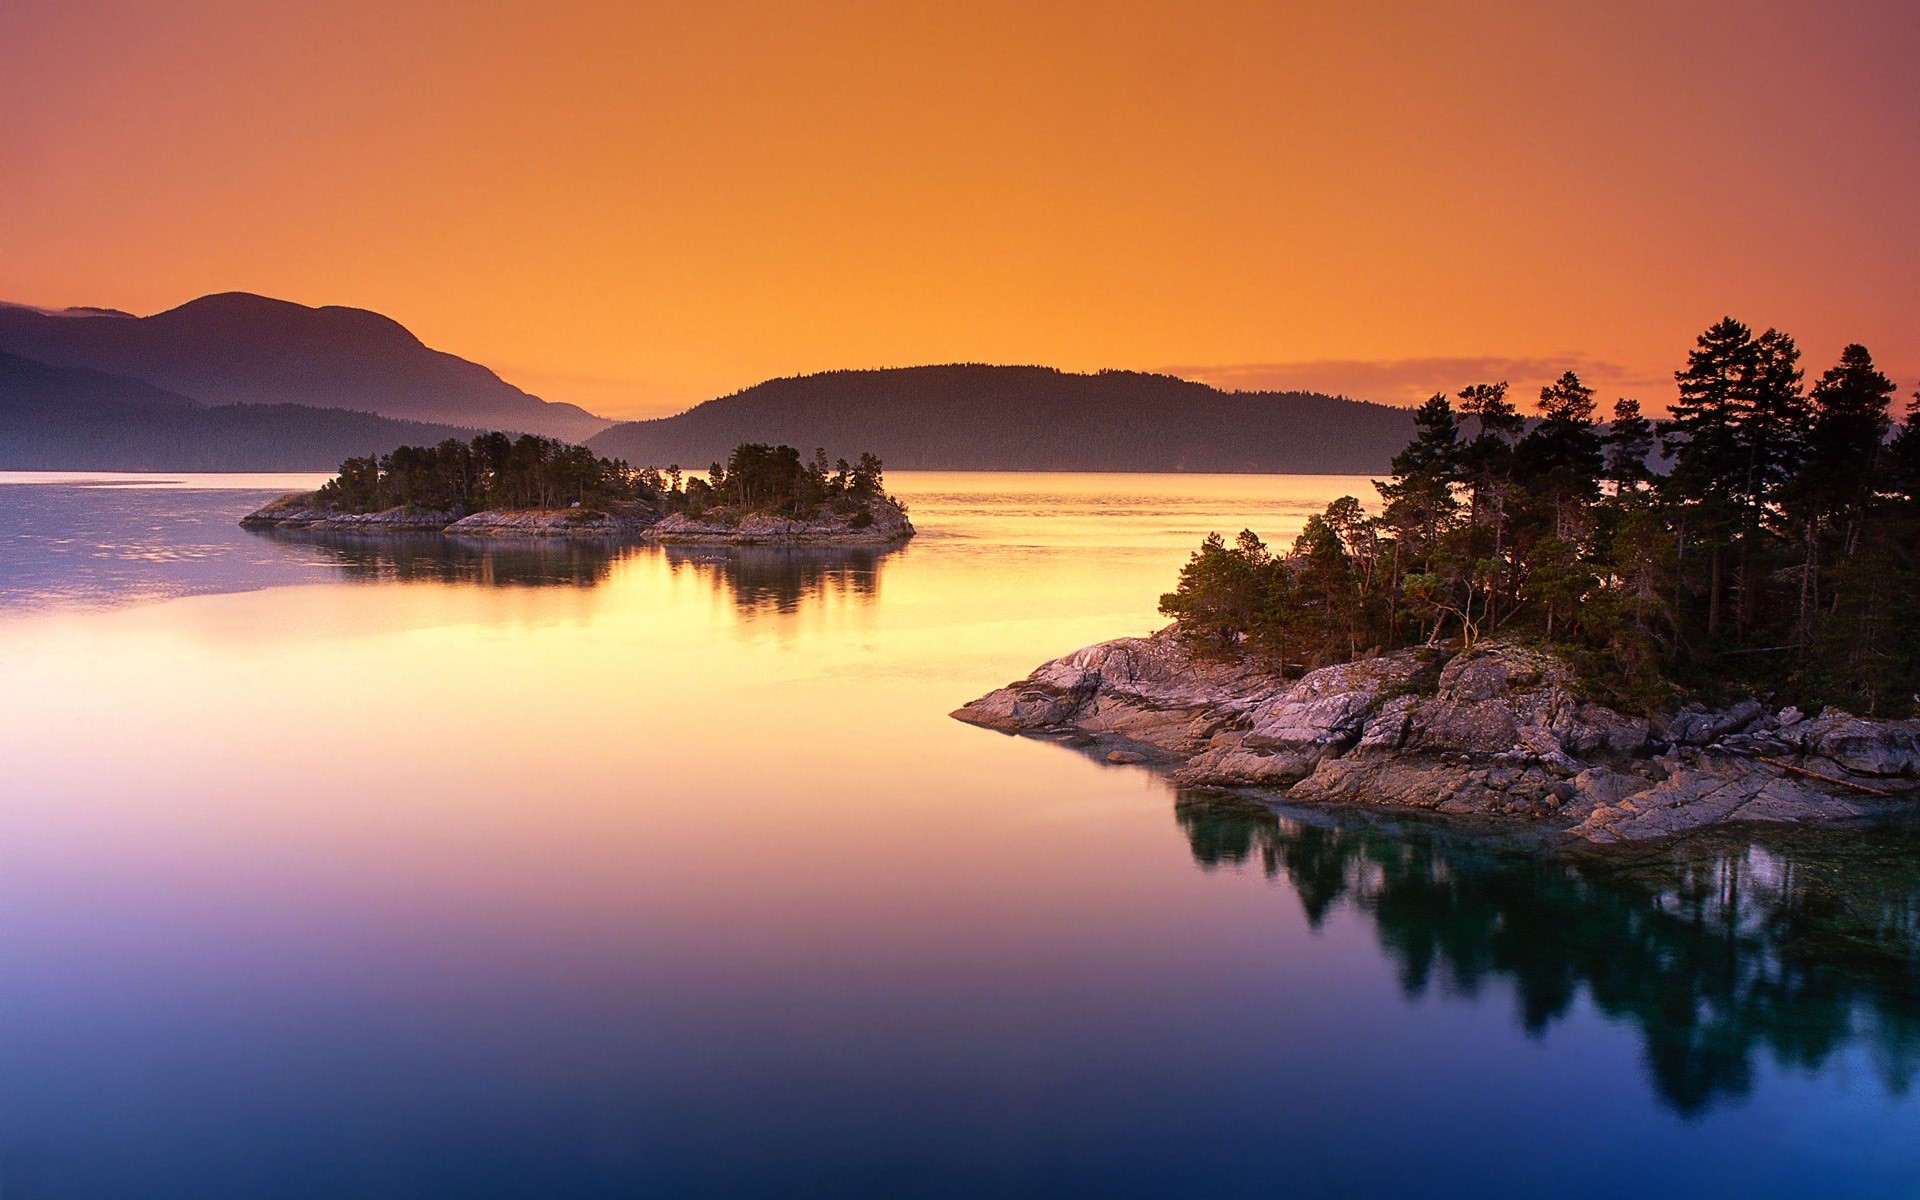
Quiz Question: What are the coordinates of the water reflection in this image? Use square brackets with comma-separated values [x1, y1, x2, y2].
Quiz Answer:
[1177, 794, 1920, 1116]
[261, 530, 631, 588]
[659, 545, 888, 615]
[256, 529, 898, 615]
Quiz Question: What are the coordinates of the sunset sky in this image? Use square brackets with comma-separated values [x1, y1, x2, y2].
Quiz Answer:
[4, 0, 1916, 418]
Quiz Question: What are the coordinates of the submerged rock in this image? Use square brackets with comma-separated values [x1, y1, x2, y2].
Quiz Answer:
[954, 627, 1919, 845]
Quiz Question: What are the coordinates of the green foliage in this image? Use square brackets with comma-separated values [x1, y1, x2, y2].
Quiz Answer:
[667, 443, 890, 518]
[308, 436, 896, 527]
[1159, 322, 1920, 715]
[314, 432, 647, 515]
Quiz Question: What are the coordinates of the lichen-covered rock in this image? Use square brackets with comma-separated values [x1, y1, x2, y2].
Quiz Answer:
[1791, 710, 1920, 777]
[954, 627, 1919, 845]
[1567, 749, 1870, 844]
[951, 627, 1276, 751]
[1176, 655, 1434, 785]
[1662, 700, 1769, 747]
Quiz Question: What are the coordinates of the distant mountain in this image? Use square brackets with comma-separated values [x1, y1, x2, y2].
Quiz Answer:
[0, 293, 610, 442]
[589, 366, 1414, 474]
[0, 350, 477, 471]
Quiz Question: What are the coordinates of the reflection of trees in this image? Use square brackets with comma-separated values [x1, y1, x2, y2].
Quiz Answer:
[1176, 794, 1920, 1115]
[254, 531, 628, 588]
[660, 545, 889, 615]
[247, 533, 901, 612]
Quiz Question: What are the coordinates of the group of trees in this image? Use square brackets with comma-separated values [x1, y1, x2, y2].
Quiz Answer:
[654, 443, 888, 520]
[1161, 318, 1920, 715]
[315, 432, 649, 514]
[313, 433, 891, 523]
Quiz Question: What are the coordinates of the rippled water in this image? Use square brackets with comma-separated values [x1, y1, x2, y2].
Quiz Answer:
[0, 472, 1915, 1198]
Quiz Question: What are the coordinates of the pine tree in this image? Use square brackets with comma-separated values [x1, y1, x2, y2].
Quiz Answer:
[1603, 398, 1655, 491]
[1456, 380, 1522, 565]
[1797, 344, 1895, 547]
[1516, 370, 1604, 540]
[1375, 393, 1461, 572]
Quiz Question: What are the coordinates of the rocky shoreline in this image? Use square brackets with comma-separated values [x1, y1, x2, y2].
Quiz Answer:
[645, 497, 914, 545]
[240, 493, 914, 545]
[953, 627, 1920, 844]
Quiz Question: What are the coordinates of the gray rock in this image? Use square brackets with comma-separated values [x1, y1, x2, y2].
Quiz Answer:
[1796, 710, 1920, 777]
[645, 497, 914, 545]
[1666, 699, 1768, 746]
[953, 627, 1920, 845]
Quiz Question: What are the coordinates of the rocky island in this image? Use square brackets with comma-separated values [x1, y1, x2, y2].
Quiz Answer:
[241, 433, 912, 546]
[955, 630, 1918, 844]
[961, 326, 1920, 846]
[642, 446, 912, 545]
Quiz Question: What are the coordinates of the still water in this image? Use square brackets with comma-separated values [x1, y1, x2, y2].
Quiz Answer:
[0, 472, 1915, 1198]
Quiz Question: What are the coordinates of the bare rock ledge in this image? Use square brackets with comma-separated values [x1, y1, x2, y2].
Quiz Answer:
[240, 493, 914, 544]
[644, 497, 914, 546]
[953, 627, 1920, 844]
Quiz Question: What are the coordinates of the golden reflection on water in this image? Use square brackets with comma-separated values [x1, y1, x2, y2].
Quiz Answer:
[0, 471, 1369, 970]
[3, 471, 1920, 1192]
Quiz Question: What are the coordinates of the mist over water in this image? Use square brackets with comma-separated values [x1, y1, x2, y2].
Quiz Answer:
[0, 473, 1915, 1198]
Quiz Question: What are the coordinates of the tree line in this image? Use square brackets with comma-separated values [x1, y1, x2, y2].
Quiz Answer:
[312, 433, 890, 522]
[1161, 318, 1920, 715]
[654, 443, 888, 520]
[315, 432, 648, 514]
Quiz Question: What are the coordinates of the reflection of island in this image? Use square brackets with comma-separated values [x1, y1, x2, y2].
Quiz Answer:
[1177, 794, 1920, 1116]
[264, 530, 633, 588]
[660, 545, 891, 615]
[248, 528, 904, 611]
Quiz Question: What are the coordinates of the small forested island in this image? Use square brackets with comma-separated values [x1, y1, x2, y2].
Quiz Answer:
[958, 319, 1920, 844]
[241, 433, 913, 545]
[646, 444, 913, 545]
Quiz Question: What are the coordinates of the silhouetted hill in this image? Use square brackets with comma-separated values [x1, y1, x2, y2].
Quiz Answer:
[0, 294, 609, 441]
[0, 350, 476, 470]
[0, 349, 201, 414]
[589, 366, 1414, 474]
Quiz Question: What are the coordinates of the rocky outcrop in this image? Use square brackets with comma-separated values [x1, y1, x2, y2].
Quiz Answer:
[239, 494, 455, 532]
[240, 493, 658, 537]
[644, 497, 915, 546]
[954, 627, 1919, 844]
[441, 507, 652, 537]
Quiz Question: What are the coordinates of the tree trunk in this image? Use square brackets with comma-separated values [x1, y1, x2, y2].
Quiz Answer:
[1796, 519, 1818, 657]
[1708, 544, 1723, 636]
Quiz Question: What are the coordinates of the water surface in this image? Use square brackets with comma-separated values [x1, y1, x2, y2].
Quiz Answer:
[0, 472, 1914, 1198]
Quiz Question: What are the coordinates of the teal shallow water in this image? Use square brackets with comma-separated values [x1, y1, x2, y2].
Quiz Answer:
[0, 471, 1915, 1198]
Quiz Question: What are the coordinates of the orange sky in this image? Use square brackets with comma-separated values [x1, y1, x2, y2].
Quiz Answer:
[4, 0, 1916, 418]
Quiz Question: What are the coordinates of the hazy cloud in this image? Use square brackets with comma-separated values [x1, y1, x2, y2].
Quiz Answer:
[493, 363, 690, 422]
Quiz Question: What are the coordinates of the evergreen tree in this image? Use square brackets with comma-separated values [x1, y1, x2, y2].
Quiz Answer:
[1375, 393, 1461, 572]
[1516, 370, 1604, 540]
[1456, 380, 1523, 576]
[1603, 398, 1655, 491]
[1662, 317, 1754, 635]
[1796, 344, 1895, 547]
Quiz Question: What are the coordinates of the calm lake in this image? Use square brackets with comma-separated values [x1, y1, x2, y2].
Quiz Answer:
[1, 471, 1916, 1198]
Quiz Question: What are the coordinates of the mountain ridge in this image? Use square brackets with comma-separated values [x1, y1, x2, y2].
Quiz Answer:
[0, 292, 609, 441]
[590, 365, 1414, 474]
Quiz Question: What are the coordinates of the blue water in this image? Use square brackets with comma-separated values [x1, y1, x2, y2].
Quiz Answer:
[0, 473, 1914, 1198]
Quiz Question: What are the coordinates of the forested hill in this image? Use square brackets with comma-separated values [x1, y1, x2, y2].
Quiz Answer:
[588, 366, 1414, 474]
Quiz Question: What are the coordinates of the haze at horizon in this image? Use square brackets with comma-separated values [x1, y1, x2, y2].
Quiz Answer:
[5, 0, 1916, 418]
